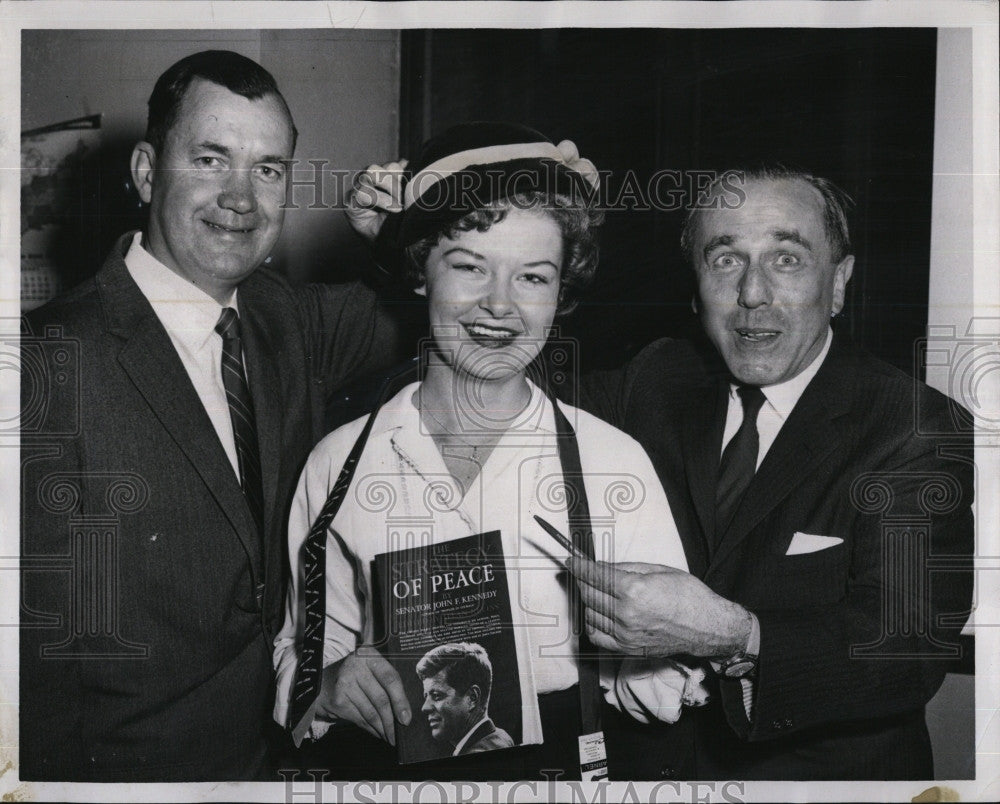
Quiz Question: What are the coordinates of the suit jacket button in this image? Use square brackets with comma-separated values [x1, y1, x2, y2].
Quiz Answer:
[771, 720, 785, 731]
[783, 718, 793, 728]
[660, 766, 676, 779]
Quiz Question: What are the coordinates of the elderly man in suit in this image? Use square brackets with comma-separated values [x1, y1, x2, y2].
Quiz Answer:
[570, 167, 975, 780]
[20, 50, 397, 781]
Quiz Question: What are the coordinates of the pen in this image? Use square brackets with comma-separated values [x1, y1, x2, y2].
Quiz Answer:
[533, 514, 589, 559]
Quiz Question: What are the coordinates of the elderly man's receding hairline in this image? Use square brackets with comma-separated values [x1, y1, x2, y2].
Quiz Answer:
[680, 166, 854, 265]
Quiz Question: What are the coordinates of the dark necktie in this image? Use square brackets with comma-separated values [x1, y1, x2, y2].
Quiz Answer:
[215, 307, 265, 540]
[715, 385, 766, 546]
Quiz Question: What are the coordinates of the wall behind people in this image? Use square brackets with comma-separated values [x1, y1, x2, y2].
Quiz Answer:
[21, 29, 400, 292]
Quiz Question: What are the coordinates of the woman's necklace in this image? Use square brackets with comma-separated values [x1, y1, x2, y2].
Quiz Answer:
[420, 404, 504, 465]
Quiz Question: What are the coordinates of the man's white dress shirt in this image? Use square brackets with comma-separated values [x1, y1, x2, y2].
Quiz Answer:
[124, 232, 241, 479]
[718, 327, 833, 717]
[721, 328, 834, 467]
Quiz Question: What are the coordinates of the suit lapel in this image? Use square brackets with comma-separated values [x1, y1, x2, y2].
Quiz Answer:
[98, 238, 262, 580]
[708, 338, 855, 574]
[462, 719, 494, 753]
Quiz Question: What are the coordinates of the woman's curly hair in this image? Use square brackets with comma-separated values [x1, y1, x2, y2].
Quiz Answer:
[404, 192, 604, 315]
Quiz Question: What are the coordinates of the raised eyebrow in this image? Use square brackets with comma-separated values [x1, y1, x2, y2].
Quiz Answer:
[523, 260, 559, 270]
[771, 229, 813, 251]
[702, 234, 735, 257]
[194, 141, 231, 157]
[443, 247, 485, 260]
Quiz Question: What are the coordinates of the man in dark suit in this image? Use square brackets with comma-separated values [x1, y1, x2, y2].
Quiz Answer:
[416, 642, 515, 757]
[460, 720, 517, 756]
[569, 167, 974, 780]
[20, 50, 397, 781]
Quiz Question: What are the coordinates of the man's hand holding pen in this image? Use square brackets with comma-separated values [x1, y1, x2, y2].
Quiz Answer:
[565, 555, 752, 660]
[533, 514, 749, 660]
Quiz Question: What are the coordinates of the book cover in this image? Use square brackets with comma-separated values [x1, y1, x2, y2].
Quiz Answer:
[372, 530, 532, 765]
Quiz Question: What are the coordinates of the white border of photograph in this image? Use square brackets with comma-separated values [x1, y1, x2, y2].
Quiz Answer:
[1, 2, 997, 802]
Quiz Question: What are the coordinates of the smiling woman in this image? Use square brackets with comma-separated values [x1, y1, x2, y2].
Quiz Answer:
[273, 122, 696, 781]
[409, 201, 592, 490]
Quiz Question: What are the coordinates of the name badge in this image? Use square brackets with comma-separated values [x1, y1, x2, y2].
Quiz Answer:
[578, 730, 608, 781]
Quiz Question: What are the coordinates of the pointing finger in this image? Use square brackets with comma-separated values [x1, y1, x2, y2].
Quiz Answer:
[567, 555, 629, 599]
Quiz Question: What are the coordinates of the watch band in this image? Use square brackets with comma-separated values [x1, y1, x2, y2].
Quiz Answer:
[719, 610, 760, 679]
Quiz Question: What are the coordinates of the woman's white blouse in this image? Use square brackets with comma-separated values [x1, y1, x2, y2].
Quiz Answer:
[273, 381, 688, 737]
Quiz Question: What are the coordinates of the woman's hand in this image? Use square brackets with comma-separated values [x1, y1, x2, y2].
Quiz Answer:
[315, 645, 412, 745]
[344, 160, 408, 243]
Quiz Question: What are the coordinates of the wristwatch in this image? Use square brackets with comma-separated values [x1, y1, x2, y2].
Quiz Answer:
[718, 610, 760, 679]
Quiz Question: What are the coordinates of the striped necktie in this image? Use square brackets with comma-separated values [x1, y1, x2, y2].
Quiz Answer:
[215, 307, 265, 540]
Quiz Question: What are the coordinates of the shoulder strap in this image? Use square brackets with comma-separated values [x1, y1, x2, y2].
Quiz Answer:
[549, 394, 603, 735]
[289, 359, 419, 736]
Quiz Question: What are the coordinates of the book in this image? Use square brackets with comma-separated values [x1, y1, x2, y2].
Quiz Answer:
[372, 530, 536, 764]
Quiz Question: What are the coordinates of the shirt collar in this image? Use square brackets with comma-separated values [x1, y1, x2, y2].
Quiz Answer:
[124, 232, 238, 352]
[372, 378, 557, 438]
[730, 327, 833, 422]
[452, 716, 490, 756]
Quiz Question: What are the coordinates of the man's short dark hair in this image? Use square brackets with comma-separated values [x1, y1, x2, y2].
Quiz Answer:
[144, 49, 297, 156]
[416, 642, 493, 707]
[680, 165, 854, 265]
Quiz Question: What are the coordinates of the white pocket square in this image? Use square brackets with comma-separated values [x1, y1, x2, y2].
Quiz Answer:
[786, 532, 844, 555]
